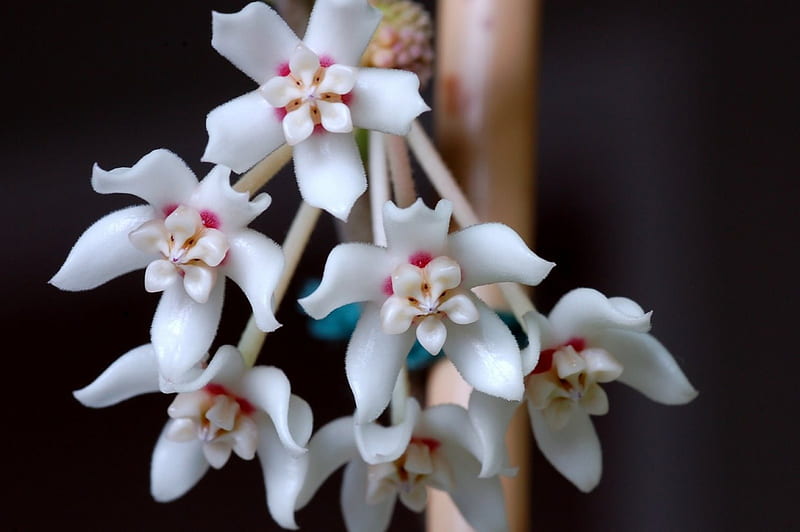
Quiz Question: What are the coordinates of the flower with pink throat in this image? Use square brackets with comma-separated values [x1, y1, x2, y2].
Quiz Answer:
[51, 149, 283, 387]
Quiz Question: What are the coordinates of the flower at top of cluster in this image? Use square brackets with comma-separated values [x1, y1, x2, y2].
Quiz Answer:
[295, 398, 509, 532]
[470, 288, 698, 492]
[73, 344, 312, 530]
[361, 0, 434, 88]
[50, 149, 284, 387]
[203, 0, 430, 220]
[299, 199, 554, 423]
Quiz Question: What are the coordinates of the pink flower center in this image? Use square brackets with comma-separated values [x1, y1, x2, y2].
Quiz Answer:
[410, 436, 441, 452]
[531, 337, 586, 375]
[204, 383, 255, 415]
[408, 251, 433, 268]
[200, 210, 220, 229]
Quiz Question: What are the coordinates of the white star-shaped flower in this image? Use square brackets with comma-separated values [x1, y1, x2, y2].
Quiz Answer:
[469, 288, 698, 491]
[73, 344, 312, 530]
[50, 149, 284, 386]
[203, 0, 430, 220]
[295, 399, 509, 532]
[299, 199, 554, 423]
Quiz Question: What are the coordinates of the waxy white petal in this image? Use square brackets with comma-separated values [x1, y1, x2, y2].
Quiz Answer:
[547, 288, 652, 344]
[529, 405, 601, 492]
[467, 391, 520, 478]
[317, 100, 353, 133]
[443, 297, 524, 401]
[167, 345, 246, 393]
[211, 2, 300, 84]
[597, 329, 699, 404]
[293, 132, 366, 220]
[342, 459, 396, 532]
[204, 91, 287, 174]
[283, 104, 316, 145]
[317, 64, 357, 94]
[257, 396, 314, 529]
[519, 311, 543, 375]
[184, 228, 228, 266]
[128, 219, 170, 257]
[91, 149, 198, 209]
[151, 422, 210, 502]
[260, 75, 304, 108]
[438, 292, 479, 325]
[580, 384, 609, 415]
[382, 199, 451, 260]
[448, 453, 509, 532]
[152, 281, 224, 387]
[73, 344, 159, 408]
[299, 243, 391, 318]
[355, 398, 419, 464]
[416, 316, 447, 355]
[225, 229, 284, 332]
[347, 304, 417, 423]
[143, 259, 180, 293]
[297, 417, 359, 509]
[288, 43, 320, 86]
[241, 366, 307, 455]
[190, 165, 271, 230]
[414, 404, 483, 465]
[181, 264, 217, 304]
[164, 205, 202, 246]
[50, 205, 154, 291]
[447, 222, 554, 289]
[380, 296, 418, 334]
[349, 68, 429, 135]
[303, 0, 382, 66]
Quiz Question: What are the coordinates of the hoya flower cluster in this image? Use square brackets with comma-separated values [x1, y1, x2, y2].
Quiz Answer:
[51, 0, 697, 530]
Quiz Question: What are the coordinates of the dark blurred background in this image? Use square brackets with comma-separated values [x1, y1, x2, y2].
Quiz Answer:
[3, 1, 796, 530]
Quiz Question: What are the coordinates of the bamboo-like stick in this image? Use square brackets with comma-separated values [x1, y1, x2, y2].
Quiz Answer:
[427, 1, 542, 531]
[233, 144, 293, 194]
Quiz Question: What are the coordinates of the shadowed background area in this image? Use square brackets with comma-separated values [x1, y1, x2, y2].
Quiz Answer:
[3, 1, 796, 530]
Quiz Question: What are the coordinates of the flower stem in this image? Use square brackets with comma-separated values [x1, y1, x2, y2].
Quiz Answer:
[386, 134, 416, 208]
[233, 144, 293, 195]
[238, 200, 321, 366]
[368, 130, 389, 247]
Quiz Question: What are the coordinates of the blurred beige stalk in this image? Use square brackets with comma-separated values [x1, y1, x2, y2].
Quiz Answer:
[427, 1, 542, 531]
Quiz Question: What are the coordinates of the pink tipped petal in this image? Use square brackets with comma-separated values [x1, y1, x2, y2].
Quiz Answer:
[349, 68, 430, 135]
[529, 405, 601, 492]
[256, 396, 314, 529]
[341, 459, 396, 532]
[169, 345, 246, 393]
[91, 149, 198, 209]
[181, 265, 217, 304]
[299, 243, 391, 319]
[190, 165, 271, 229]
[283, 105, 316, 145]
[150, 422, 210, 502]
[317, 101, 353, 133]
[346, 305, 417, 423]
[225, 229, 284, 332]
[382, 199, 452, 260]
[447, 223, 555, 289]
[151, 281, 224, 386]
[73, 344, 159, 408]
[442, 297, 524, 401]
[416, 316, 447, 355]
[211, 3, 300, 84]
[297, 416, 359, 509]
[355, 398, 419, 464]
[467, 391, 520, 478]
[596, 329, 699, 405]
[519, 311, 543, 375]
[50, 205, 155, 291]
[203, 91, 287, 173]
[303, 0, 382, 66]
[241, 367, 307, 455]
[317, 64, 357, 94]
[293, 132, 366, 220]
[547, 288, 652, 344]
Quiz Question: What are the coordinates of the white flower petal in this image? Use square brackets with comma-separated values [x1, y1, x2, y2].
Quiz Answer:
[438, 293, 479, 325]
[380, 296, 418, 334]
[91, 149, 198, 209]
[144, 259, 179, 293]
[580, 384, 609, 416]
[152, 281, 224, 387]
[225, 229, 284, 332]
[447, 448, 509, 532]
[288, 43, 321, 86]
[299, 243, 391, 318]
[260, 75, 304, 108]
[382, 199, 452, 260]
[317, 64, 357, 94]
[167, 344, 246, 393]
[529, 404, 602, 492]
[164, 205, 202, 245]
[349, 68, 429, 135]
[582, 348, 624, 383]
[128, 219, 169, 256]
[211, 2, 300, 84]
[181, 264, 217, 304]
[203, 441, 234, 469]
[293, 132, 366, 220]
[150, 421, 210, 502]
[240, 367, 308, 455]
[73, 344, 159, 408]
[398, 484, 428, 513]
[416, 316, 447, 355]
[355, 398, 419, 464]
[297, 416, 359, 509]
[50, 205, 155, 291]
[519, 311, 542, 375]
[317, 100, 353, 133]
[467, 390, 520, 478]
[283, 104, 316, 145]
[596, 329, 698, 404]
[442, 297, 524, 401]
[203, 91, 287, 174]
[256, 396, 314, 529]
[346, 304, 417, 423]
[303, 0, 382, 66]
[341, 459, 396, 532]
[185, 229, 228, 266]
[547, 288, 652, 344]
[190, 165, 271, 230]
[447, 222, 554, 289]
[414, 404, 482, 464]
